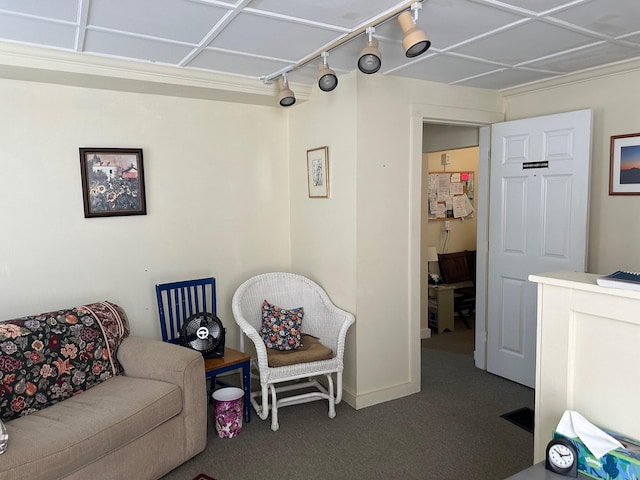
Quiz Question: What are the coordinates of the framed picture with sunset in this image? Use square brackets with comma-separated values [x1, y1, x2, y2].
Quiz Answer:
[610, 133, 640, 195]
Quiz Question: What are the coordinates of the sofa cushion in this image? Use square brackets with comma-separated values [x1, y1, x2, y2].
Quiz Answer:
[0, 374, 181, 480]
[0, 301, 129, 422]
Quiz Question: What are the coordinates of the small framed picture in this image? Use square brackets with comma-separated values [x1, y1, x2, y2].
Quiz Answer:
[609, 133, 640, 195]
[307, 146, 329, 198]
[79, 148, 147, 217]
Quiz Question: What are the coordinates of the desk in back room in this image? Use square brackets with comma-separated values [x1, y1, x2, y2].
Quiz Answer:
[427, 280, 473, 334]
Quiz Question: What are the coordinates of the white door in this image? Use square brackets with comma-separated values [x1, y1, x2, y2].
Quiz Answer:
[486, 109, 592, 388]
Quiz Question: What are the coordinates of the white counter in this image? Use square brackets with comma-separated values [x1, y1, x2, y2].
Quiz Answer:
[529, 271, 640, 462]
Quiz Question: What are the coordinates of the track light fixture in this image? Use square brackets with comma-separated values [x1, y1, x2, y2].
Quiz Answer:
[317, 52, 338, 92]
[277, 74, 295, 107]
[266, 2, 431, 107]
[398, 3, 430, 58]
[358, 27, 382, 74]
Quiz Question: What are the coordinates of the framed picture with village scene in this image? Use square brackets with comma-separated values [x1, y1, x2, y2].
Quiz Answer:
[79, 148, 147, 217]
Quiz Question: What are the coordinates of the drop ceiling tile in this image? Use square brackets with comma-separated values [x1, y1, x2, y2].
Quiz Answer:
[84, 30, 195, 65]
[210, 12, 339, 61]
[287, 62, 322, 85]
[88, 0, 230, 44]
[393, 54, 502, 84]
[188, 49, 291, 78]
[0, 12, 76, 49]
[0, 0, 78, 22]
[454, 20, 598, 65]
[623, 32, 640, 44]
[494, 1, 572, 14]
[248, 0, 400, 29]
[525, 43, 640, 73]
[552, 0, 640, 37]
[374, 0, 528, 49]
[458, 68, 558, 89]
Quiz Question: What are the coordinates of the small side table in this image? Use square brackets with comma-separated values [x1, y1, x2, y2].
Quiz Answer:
[204, 347, 251, 423]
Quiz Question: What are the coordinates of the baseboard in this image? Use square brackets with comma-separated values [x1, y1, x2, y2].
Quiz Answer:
[343, 380, 420, 410]
[421, 327, 432, 339]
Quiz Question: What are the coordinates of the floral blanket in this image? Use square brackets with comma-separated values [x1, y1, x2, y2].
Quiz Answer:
[0, 301, 129, 422]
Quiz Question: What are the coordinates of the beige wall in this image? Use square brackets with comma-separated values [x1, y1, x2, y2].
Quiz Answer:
[7, 45, 639, 411]
[420, 147, 478, 335]
[352, 74, 501, 407]
[502, 64, 640, 274]
[288, 73, 358, 401]
[286, 72, 501, 408]
[0, 78, 291, 349]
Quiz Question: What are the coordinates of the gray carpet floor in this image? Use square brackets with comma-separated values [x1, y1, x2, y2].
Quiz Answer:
[162, 318, 534, 480]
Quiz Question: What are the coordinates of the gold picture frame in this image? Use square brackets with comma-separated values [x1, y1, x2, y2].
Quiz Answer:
[306, 146, 329, 198]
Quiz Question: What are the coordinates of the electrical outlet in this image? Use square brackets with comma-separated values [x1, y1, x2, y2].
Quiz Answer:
[444, 220, 451, 231]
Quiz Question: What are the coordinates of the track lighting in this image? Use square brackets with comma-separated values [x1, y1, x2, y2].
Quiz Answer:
[317, 52, 338, 92]
[277, 74, 295, 107]
[266, 2, 432, 106]
[358, 27, 382, 74]
[398, 3, 430, 58]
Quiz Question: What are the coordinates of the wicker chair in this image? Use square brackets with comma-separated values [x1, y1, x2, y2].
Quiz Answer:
[231, 272, 354, 431]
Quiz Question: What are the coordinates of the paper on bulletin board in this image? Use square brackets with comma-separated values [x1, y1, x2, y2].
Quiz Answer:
[426, 171, 474, 221]
[453, 194, 475, 219]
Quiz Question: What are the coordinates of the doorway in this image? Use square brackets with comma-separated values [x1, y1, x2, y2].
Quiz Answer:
[420, 123, 479, 355]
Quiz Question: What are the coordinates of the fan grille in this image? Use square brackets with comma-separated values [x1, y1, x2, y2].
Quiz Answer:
[180, 312, 223, 354]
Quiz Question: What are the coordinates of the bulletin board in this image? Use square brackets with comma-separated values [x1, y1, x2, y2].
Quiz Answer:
[427, 171, 475, 221]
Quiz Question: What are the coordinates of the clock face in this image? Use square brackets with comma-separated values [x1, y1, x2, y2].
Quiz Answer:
[545, 438, 578, 477]
[549, 443, 575, 468]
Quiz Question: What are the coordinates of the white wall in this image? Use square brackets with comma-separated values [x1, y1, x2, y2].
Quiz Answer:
[0, 78, 291, 348]
[502, 63, 640, 274]
[288, 73, 358, 401]
[353, 74, 502, 407]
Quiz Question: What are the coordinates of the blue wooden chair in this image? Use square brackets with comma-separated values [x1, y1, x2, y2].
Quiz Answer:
[155, 278, 251, 422]
[155, 277, 217, 344]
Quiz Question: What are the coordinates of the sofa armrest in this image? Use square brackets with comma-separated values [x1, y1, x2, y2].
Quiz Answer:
[117, 336, 203, 384]
[116, 336, 207, 456]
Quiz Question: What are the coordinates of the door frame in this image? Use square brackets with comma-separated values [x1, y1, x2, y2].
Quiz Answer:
[410, 103, 502, 375]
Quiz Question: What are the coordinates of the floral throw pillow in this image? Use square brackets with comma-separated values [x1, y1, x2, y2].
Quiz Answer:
[0, 301, 129, 422]
[260, 300, 303, 351]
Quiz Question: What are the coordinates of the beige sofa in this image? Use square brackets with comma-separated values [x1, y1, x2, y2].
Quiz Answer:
[0, 304, 207, 480]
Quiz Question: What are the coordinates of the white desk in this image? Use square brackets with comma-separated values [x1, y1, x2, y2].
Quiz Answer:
[506, 462, 589, 479]
[529, 271, 640, 462]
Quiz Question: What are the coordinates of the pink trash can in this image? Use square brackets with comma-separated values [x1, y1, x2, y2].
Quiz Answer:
[212, 387, 244, 438]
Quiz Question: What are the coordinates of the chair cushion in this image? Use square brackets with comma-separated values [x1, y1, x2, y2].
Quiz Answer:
[260, 300, 303, 351]
[266, 335, 333, 367]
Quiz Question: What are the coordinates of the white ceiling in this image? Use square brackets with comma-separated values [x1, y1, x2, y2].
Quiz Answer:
[0, 0, 639, 92]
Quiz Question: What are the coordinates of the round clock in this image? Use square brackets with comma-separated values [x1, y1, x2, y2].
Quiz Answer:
[545, 438, 578, 477]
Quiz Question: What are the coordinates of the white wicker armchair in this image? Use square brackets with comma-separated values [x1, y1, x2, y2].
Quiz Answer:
[231, 272, 354, 431]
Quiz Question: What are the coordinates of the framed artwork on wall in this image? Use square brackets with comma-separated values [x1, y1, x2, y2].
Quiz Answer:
[307, 146, 329, 198]
[609, 133, 640, 195]
[79, 147, 147, 217]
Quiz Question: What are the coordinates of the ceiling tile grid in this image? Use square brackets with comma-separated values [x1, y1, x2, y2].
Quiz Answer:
[0, 0, 637, 92]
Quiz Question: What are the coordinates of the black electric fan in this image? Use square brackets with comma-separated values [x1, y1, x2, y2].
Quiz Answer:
[179, 312, 225, 359]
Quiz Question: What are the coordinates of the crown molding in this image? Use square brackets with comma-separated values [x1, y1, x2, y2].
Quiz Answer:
[0, 41, 312, 106]
[500, 57, 640, 98]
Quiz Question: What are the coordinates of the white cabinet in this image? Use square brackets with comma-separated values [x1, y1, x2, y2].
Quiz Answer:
[529, 271, 640, 462]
